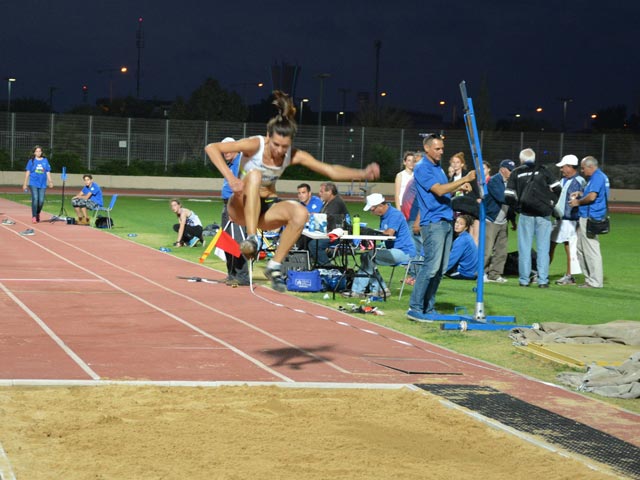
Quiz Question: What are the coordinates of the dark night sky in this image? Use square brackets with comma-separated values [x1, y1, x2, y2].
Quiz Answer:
[2, 0, 638, 129]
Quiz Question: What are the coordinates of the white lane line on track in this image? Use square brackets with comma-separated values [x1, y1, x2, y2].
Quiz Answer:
[7, 229, 299, 381]
[0, 278, 103, 282]
[0, 439, 17, 480]
[0, 282, 100, 380]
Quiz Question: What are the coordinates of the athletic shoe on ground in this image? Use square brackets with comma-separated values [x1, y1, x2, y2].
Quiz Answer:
[20, 228, 35, 236]
[406, 309, 433, 322]
[36, 214, 40, 222]
[188, 236, 199, 247]
[341, 291, 366, 298]
[240, 235, 259, 260]
[486, 275, 508, 283]
[2, 218, 16, 225]
[225, 277, 250, 287]
[263, 265, 286, 292]
[32, 217, 37, 224]
[368, 288, 392, 297]
[555, 274, 576, 285]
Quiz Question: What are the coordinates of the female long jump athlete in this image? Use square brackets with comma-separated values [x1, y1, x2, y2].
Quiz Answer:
[205, 90, 380, 292]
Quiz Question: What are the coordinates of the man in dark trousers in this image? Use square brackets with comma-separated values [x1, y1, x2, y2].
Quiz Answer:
[219, 137, 250, 286]
[505, 148, 561, 288]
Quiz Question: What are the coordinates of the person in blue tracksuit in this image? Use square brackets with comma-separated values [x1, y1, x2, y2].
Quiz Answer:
[445, 214, 478, 280]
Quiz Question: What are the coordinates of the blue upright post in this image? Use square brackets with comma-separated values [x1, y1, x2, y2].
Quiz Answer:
[458, 81, 516, 324]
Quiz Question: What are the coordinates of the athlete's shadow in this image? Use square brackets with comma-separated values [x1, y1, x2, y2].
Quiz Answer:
[263, 345, 335, 370]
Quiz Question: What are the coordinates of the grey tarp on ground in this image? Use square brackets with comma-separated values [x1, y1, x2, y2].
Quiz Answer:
[509, 320, 640, 399]
[557, 352, 640, 399]
[509, 320, 640, 346]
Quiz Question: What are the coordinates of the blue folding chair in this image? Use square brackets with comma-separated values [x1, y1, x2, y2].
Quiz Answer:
[93, 194, 118, 228]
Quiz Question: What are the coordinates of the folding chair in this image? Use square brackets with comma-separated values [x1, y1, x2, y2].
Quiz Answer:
[93, 194, 118, 227]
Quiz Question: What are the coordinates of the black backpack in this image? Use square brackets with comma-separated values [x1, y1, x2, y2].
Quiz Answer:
[95, 216, 114, 228]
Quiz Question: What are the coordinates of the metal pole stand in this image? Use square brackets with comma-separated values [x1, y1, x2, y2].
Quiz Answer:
[428, 82, 517, 326]
[50, 166, 68, 223]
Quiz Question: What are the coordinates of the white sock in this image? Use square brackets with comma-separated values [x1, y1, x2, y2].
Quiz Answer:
[267, 260, 281, 270]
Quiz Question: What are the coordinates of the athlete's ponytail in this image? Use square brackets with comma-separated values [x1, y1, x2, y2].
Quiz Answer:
[266, 91, 298, 139]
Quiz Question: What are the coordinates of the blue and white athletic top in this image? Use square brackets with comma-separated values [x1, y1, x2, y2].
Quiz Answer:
[240, 136, 292, 188]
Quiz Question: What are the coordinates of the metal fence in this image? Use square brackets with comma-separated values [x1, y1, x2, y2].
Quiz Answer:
[2, 112, 639, 188]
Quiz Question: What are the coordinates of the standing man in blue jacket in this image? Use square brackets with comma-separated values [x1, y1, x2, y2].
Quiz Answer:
[483, 159, 515, 283]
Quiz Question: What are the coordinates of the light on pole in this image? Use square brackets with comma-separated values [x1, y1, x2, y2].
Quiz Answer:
[299, 98, 309, 124]
[336, 111, 344, 125]
[97, 66, 128, 104]
[7, 77, 16, 115]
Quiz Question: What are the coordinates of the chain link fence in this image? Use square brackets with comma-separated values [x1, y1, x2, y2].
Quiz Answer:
[2, 113, 639, 188]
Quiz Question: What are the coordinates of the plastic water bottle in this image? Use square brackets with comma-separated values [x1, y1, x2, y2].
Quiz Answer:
[309, 213, 315, 232]
[352, 214, 360, 236]
[159, 247, 171, 252]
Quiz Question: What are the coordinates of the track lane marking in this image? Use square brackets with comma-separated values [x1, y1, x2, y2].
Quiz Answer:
[0, 282, 100, 380]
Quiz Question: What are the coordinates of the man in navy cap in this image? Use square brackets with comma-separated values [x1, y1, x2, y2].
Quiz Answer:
[484, 159, 515, 283]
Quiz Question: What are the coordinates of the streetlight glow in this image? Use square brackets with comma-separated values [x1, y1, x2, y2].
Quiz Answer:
[299, 98, 309, 124]
[6, 77, 17, 117]
[536, 107, 543, 113]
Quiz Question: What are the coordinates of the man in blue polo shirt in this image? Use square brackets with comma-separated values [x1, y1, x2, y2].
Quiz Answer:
[407, 134, 476, 321]
[297, 183, 323, 213]
[569, 156, 610, 288]
[343, 193, 416, 298]
[71, 174, 103, 225]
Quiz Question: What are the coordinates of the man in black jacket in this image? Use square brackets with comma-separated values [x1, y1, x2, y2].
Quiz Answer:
[505, 148, 561, 288]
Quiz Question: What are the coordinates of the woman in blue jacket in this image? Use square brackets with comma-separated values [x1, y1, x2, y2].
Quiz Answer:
[22, 145, 53, 223]
[445, 214, 478, 280]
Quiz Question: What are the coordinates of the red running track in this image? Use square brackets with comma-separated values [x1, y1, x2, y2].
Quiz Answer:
[0, 197, 638, 448]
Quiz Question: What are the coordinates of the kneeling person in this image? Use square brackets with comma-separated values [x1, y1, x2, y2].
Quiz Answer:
[71, 174, 103, 225]
[170, 199, 204, 247]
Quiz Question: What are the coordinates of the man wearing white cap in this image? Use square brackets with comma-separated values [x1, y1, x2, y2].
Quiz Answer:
[342, 193, 416, 298]
[550, 154, 586, 285]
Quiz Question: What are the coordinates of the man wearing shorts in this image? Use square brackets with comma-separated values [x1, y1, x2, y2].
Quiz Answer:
[550, 155, 585, 285]
[71, 174, 103, 225]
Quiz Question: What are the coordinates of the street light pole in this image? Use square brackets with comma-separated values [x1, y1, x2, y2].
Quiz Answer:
[136, 17, 145, 98]
[97, 66, 128, 105]
[559, 97, 573, 132]
[7, 77, 16, 116]
[299, 98, 309, 125]
[315, 73, 331, 128]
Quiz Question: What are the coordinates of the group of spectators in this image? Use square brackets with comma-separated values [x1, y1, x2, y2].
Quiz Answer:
[19, 90, 610, 310]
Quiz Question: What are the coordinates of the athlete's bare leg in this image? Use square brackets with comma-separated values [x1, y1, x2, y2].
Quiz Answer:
[259, 201, 308, 264]
[242, 169, 262, 236]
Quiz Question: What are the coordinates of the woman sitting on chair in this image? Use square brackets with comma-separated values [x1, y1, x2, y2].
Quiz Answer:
[205, 90, 379, 292]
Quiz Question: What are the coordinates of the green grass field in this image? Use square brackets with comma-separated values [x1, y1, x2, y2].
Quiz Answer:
[4, 192, 640, 412]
